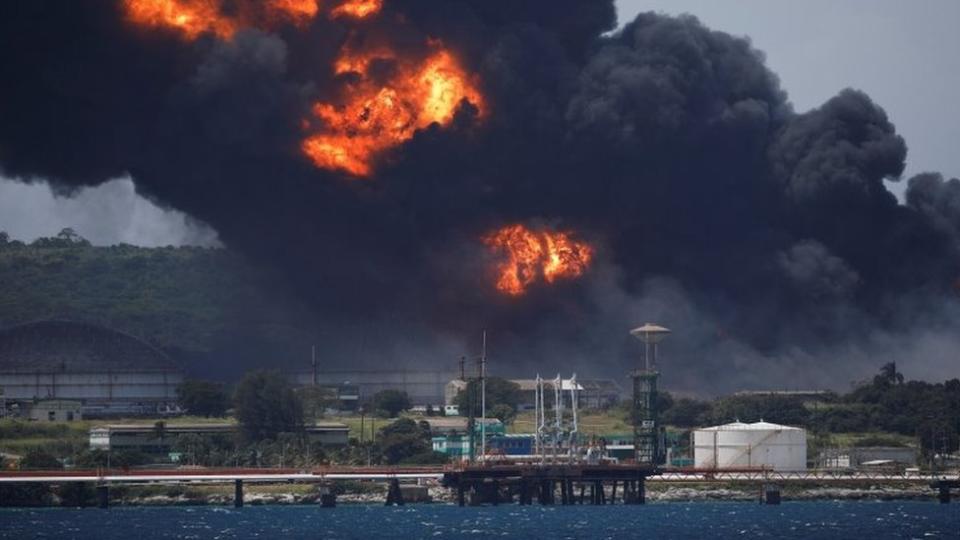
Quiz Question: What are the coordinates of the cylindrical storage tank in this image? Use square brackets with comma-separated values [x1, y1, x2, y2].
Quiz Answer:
[693, 421, 806, 471]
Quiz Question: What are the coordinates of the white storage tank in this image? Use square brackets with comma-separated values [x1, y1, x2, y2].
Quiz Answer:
[693, 421, 807, 471]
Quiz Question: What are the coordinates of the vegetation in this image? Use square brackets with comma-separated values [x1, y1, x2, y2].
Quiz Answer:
[176, 380, 230, 417]
[368, 389, 411, 418]
[233, 371, 304, 441]
[453, 377, 521, 424]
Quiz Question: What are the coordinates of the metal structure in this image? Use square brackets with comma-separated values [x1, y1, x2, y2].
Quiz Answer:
[3, 466, 956, 507]
[629, 323, 670, 465]
[0, 320, 183, 417]
[532, 373, 581, 463]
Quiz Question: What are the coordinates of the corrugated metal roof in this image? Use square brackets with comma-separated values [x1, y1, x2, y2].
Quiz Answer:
[0, 320, 177, 373]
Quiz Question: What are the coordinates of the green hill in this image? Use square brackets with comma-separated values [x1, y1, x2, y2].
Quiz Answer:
[0, 230, 287, 369]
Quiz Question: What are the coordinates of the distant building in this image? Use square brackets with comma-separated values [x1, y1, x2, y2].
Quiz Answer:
[733, 390, 832, 398]
[422, 417, 503, 436]
[292, 369, 455, 406]
[27, 399, 82, 422]
[0, 321, 184, 418]
[819, 447, 917, 470]
[89, 422, 349, 453]
[444, 377, 623, 410]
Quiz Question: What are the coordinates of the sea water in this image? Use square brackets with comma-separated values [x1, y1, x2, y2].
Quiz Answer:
[1, 501, 957, 539]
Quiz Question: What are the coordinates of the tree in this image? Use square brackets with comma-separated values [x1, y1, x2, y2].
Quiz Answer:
[369, 389, 411, 418]
[489, 403, 516, 425]
[660, 397, 711, 428]
[177, 380, 229, 417]
[453, 377, 521, 418]
[20, 447, 62, 470]
[234, 370, 304, 441]
[377, 418, 432, 464]
[875, 362, 905, 387]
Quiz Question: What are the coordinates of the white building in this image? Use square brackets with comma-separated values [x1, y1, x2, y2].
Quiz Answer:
[693, 421, 807, 471]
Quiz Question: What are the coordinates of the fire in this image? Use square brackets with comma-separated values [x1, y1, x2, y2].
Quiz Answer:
[268, 0, 320, 25]
[121, 0, 321, 39]
[483, 225, 594, 296]
[330, 0, 383, 19]
[123, 0, 237, 40]
[302, 47, 484, 176]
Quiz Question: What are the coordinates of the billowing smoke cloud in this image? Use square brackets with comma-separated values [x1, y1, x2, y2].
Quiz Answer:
[0, 2, 957, 392]
[0, 176, 219, 247]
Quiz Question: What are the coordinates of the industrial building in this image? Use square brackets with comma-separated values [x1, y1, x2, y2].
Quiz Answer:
[819, 446, 918, 470]
[444, 377, 623, 410]
[89, 422, 349, 453]
[693, 421, 807, 471]
[26, 399, 82, 422]
[293, 369, 455, 406]
[0, 321, 184, 418]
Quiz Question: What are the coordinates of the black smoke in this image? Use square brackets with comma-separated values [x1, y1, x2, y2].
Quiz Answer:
[1, 2, 957, 393]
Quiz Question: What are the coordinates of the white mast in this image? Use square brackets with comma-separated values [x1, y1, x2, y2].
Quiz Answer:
[569, 373, 579, 461]
[480, 330, 487, 460]
[553, 373, 562, 461]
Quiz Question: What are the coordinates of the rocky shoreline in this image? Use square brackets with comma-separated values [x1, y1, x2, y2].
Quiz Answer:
[91, 485, 936, 506]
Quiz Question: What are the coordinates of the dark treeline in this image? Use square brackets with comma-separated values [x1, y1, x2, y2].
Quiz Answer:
[659, 363, 960, 456]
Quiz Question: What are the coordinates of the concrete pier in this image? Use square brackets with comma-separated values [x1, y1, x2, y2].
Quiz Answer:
[96, 485, 109, 509]
[385, 478, 404, 506]
[234, 479, 243, 508]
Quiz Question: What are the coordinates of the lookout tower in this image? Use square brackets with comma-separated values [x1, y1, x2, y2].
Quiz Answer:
[629, 323, 670, 465]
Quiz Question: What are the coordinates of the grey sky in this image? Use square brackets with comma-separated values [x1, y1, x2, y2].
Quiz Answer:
[617, 0, 960, 192]
[1, 2, 957, 245]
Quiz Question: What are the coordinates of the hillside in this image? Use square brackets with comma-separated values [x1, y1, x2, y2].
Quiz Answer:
[0, 230, 306, 375]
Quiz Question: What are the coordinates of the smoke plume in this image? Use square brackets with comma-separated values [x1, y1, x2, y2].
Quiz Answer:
[1, 2, 957, 393]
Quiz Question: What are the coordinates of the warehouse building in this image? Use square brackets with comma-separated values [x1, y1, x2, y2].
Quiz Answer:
[89, 422, 349, 453]
[819, 446, 918, 470]
[292, 369, 455, 406]
[0, 320, 184, 417]
[444, 377, 623, 410]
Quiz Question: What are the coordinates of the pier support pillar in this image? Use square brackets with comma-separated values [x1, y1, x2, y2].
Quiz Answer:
[491, 480, 500, 506]
[518, 480, 528, 505]
[763, 485, 781, 505]
[385, 478, 405, 506]
[319, 485, 337, 508]
[539, 480, 554, 505]
[939, 485, 951, 504]
[611, 481, 618, 504]
[457, 481, 466, 507]
[97, 485, 109, 509]
[234, 480, 244, 508]
[638, 478, 646, 505]
[579, 483, 585, 504]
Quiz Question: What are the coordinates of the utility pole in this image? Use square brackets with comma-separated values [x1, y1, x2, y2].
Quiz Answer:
[480, 330, 487, 461]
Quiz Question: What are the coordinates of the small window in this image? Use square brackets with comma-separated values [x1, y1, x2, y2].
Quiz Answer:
[66, 412, 74, 421]
[48, 411, 56, 421]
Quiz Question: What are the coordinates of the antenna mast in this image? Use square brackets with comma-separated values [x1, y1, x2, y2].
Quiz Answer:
[480, 330, 487, 460]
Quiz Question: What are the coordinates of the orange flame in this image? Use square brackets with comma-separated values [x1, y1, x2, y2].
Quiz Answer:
[122, 0, 321, 39]
[483, 225, 594, 296]
[330, 0, 383, 19]
[302, 47, 484, 176]
[123, 0, 237, 39]
[268, 0, 321, 25]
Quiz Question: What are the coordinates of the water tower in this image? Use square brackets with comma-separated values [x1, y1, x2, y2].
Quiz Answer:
[629, 323, 670, 465]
